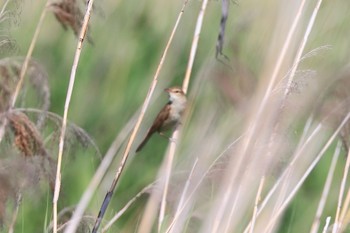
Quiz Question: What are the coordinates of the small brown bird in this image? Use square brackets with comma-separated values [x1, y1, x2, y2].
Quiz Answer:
[136, 86, 187, 152]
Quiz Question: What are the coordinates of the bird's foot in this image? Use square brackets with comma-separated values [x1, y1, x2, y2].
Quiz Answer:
[159, 132, 177, 144]
[169, 137, 177, 144]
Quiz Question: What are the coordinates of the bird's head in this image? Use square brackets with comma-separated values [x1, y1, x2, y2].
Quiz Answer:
[165, 86, 186, 102]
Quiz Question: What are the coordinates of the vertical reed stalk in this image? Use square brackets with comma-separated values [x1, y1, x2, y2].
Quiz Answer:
[53, 0, 95, 232]
[91, 2, 189, 232]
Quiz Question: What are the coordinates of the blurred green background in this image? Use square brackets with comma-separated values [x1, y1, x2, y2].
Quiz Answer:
[2, 0, 350, 232]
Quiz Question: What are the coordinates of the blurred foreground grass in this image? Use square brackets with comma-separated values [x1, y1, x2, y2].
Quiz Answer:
[2, 0, 350, 232]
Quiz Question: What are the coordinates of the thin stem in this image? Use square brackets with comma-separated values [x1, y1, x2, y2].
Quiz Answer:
[164, 136, 243, 233]
[333, 144, 350, 233]
[243, 118, 320, 233]
[167, 158, 199, 233]
[223, 181, 243, 233]
[338, 180, 350, 231]
[101, 183, 155, 233]
[0, 1, 49, 143]
[91, 2, 189, 232]
[265, 112, 350, 232]
[158, 134, 178, 232]
[0, 0, 11, 16]
[63, 113, 136, 233]
[249, 177, 265, 233]
[52, 1, 95, 232]
[11, 3, 49, 108]
[8, 193, 22, 233]
[322, 217, 331, 233]
[310, 141, 341, 233]
[182, 0, 208, 94]
[158, 0, 208, 230]
[282, 0, 323, 99]
[210, 2, 307, 230]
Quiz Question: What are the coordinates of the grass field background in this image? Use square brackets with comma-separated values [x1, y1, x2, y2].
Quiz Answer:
[1, 0, 350, 232]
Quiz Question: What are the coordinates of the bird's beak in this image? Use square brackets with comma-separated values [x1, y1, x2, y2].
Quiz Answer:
[164, 88, 170, 93]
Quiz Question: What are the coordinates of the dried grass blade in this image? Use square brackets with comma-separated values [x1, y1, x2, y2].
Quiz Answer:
[265, 112, 350, 232]
[310, 141, 341, 233]
[332, 142, 350, 233]
[101, 182, 155, 233]
[90, 1, 189, 232]
[157, 0, 209, 230]
[63, 112, 135, 233]
[0, 2, 49, 143]
[53, 0, 95, 232]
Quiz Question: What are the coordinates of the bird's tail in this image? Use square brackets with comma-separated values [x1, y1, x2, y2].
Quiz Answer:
[136, 133, 151, 152]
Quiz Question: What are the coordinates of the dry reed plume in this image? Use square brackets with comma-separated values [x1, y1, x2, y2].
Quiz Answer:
[0, 0, 98, 226]
[48, 0, 94, 43]
[7, 111, 47, 157]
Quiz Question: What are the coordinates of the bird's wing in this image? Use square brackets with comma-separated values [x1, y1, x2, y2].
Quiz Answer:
[149, 103, 171, 134]
[136, 103, 171, 152]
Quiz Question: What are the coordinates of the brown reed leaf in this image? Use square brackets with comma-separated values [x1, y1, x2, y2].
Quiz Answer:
[6, 111, 47, 157]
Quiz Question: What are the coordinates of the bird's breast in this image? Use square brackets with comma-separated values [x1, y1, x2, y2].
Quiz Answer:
[162, 100, 186, 130]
